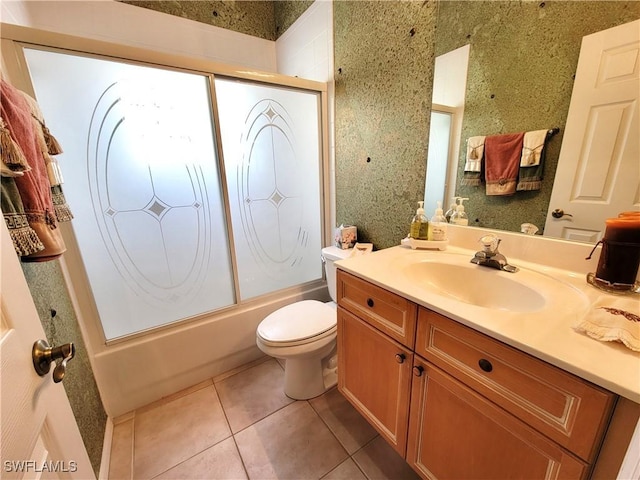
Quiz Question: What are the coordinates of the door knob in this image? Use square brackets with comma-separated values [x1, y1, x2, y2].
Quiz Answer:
[551, 208, 573, 219]
[32, 339, 75, 383]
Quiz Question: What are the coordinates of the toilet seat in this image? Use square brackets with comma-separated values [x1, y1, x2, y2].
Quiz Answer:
[257, 300, 336, 347]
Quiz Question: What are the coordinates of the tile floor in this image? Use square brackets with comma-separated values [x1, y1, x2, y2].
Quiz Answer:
[108, 357, 421, 480]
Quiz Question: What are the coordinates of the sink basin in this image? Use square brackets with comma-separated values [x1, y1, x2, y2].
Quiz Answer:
[402, 257, 572, 313]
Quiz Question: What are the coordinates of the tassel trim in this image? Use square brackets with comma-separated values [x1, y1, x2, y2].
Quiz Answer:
[461, 177, 482, 187]
[4, 213, 45, 256]
[0, 118, 30, 172]
[42, 123, 63, 155]
[516, 180, 542, 191]
[25, 209, 58, 228]
[51, 186, 73, 222]
[54, 203, 74, 222]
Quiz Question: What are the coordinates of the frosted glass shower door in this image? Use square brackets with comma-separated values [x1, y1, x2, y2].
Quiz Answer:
[24, 49, 235, 340]
[215, 79, 323, 300]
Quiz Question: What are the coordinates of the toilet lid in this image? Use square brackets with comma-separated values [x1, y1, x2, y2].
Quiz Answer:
[257, 300, 336, 344]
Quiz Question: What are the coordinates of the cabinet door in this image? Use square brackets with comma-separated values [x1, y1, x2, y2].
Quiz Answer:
[338, 306, 413, 456]
[407, 358, 588, 480]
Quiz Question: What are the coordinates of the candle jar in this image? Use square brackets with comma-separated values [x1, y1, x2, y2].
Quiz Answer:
[591, 217, 640, 292]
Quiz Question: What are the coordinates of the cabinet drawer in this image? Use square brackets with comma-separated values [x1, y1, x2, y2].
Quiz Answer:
[416, 308, 616, 463]
[337, 270, 417, 348]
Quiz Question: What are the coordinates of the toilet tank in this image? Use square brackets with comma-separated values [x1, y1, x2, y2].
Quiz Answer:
[321, 246, 352, 302]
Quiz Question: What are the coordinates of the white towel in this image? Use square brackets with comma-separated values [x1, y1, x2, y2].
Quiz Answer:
[573, 296, 640, 351]
[520, 129, 548, 167]
[464, 135, 485, 172]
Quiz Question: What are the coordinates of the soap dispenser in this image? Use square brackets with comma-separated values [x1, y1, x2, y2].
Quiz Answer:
[445, 198, 458, 223]
[410, 201, 429, 240]
[428, 201, 448, 241]
[450, 198, 469, 226]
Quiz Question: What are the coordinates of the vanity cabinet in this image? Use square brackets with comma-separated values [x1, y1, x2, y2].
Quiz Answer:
[336, 270, 617, 480]
[406, 358, 588, 479]
[415, 309, 616, 464]
[337, 307, 413, 455]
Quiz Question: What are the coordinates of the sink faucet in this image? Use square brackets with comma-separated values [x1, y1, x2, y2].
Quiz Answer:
[470, 234, 519, 273]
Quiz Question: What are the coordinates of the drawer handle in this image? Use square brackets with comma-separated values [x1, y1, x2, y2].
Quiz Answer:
[478, 358, 493, 373]
[412, 365, 424, 377]
[366, 298, 374, 308]
[395, 353, 406, 364]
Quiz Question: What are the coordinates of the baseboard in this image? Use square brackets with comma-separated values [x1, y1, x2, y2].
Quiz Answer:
[97, 417, 114, 480]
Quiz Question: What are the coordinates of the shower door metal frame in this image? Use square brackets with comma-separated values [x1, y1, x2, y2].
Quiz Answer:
[1, 23, 331, 346]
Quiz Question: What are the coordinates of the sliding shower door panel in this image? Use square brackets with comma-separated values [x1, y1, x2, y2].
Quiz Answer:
[215, 78, 323, 300]
[24, 49, 235, 340]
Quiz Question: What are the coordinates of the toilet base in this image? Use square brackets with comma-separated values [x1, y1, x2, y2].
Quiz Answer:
[282, 349, 337, 400]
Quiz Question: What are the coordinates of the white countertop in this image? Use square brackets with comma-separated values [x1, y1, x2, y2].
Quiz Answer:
[336, 244, 640, 403]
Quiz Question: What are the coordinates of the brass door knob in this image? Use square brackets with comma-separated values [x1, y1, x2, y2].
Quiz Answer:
[32, 339, 75, 383]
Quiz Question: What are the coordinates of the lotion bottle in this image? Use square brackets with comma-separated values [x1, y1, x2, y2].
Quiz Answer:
[450, 198, 469, 226]
[410, 201, 429, 240]
[445, 197, 458, 223]
[428, 201, 448, 241]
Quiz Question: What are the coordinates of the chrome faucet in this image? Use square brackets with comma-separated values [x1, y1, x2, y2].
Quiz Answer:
[470, 234, 519, 273]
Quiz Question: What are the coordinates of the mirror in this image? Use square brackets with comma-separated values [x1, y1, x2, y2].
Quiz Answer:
[426, 1, 640, 240]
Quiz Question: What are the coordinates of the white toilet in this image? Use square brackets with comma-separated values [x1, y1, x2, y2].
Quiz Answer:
[256, 246, 351, 400]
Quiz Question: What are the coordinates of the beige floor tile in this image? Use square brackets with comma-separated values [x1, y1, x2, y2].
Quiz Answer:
[135, 379, 213, 416]
[108, 419, 133, 480]
[352, 436, 420, 480]
[213, 355, 270, 383]
[133, 385, 231, 479]
[215, 358, 294, 433]
[309, 387, 378, 454]
[154, 437, 247, 480]
[321, 458, 367, 480]
[235, 401, 348, 480]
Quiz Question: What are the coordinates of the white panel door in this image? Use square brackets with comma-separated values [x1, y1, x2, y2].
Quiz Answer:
[545, 19, 640, 241]
[0, 222, 93, 479]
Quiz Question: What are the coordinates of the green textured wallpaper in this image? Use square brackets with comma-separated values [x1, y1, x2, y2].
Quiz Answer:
[21, 261, 107, 477]
[119, 0, 314, 40]
[275, 1, 315, 37]
[120, 0, 277, 39]
[334, 0, 438, 249]
[436, 1, 640, 234]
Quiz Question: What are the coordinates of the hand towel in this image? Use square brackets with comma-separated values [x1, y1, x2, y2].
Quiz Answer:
[573, 296, 640, 352]
[484, 132, 524, 196]
[517, 129, 548, 191]
[1, 176, 45, 256]
[519, 130, 548, 166]
[0, 79, 66, 261]
[18, 90, 73, 223]
[461, 135, 485, 187]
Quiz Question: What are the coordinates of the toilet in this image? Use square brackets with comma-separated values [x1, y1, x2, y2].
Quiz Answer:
[256, 246, 351, 400]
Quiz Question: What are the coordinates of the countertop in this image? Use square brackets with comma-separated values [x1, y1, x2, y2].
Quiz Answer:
[336, 244, 640, 403]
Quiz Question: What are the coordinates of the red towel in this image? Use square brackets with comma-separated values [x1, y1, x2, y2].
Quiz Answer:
[1, 79, 66, 260]
[484, 132, 524, 196]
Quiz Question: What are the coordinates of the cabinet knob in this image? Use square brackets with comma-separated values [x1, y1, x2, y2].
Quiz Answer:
[478, 358, 493, 373]
[366, 298, 374, 308]
[412, 365, 424, 377]
[395, 353, 406, 364]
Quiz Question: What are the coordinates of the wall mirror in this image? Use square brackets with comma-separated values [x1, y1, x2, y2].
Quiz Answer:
[425, 1, 639, 243]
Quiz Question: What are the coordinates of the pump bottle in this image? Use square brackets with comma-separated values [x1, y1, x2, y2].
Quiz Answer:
[410, 201, 429, 240]
[444, 198, 458, 223]
[450, 198, 469, 226]
[428, 201, 448, 241]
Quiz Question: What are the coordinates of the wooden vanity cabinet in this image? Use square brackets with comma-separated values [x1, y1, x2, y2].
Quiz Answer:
[336, 270, 618, 480]
[415, 309, 616, 464]
[406, 357, 588, 479]
[337, 301, 414, 456]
